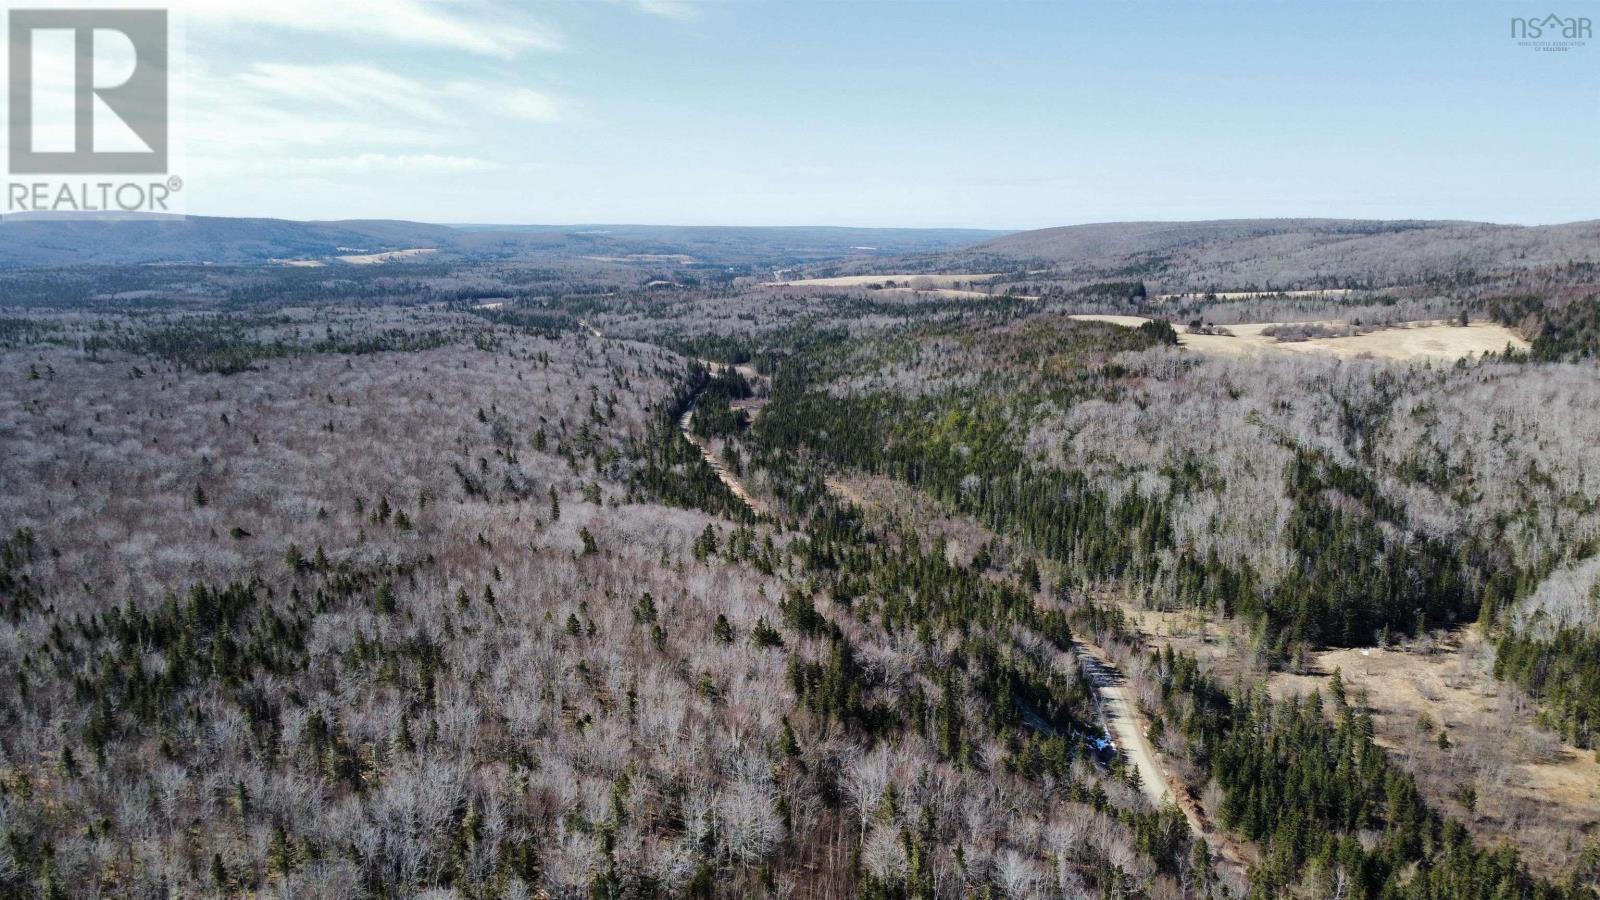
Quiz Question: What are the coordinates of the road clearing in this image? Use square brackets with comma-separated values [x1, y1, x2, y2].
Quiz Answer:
[1075, 639, 1251, 878]
[605, 315, 1247, 878]
[678, 400, 768, 517]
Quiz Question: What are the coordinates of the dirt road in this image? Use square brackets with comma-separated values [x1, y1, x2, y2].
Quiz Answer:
[679, 403, 768, 516]
[1075, 642, 1172, 808]
[574, 318, 766, 514]
[589, 318, 1242, 874]
[1077, 641, 1250, 877]
[678, 356, 770, 516]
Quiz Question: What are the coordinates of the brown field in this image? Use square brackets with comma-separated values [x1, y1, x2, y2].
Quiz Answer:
[1109, 597, 1600, 880]
[1067, 314, 1157, 328]
[1271, 630, 1600, 879]
[582, 253, 695, 264]
[1067, 315, 1530, 362]
[1155, 288, 1355, 302]
[1114, 603, 1259, 675]
[764, 272, 997, 288]
[1183, 319, 1528, 361]
[875, 287, 997, 300]
[336, 247, 439, 264]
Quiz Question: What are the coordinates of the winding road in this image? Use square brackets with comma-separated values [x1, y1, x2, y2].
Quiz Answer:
[583, 317, 1244, 877]
[579, 318, 769, 515]
[1077, 640, 1249, 876]
[1075, 642, 1173, 808]
[679, 400, 768, 516]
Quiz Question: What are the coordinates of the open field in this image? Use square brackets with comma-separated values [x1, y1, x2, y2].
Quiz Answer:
[582, 253, 695, 264]
[875, 286, 997, 300]
[823, 472, 1000, 567]
[1155, 288, 1355, 301]
[1066, 314, 1156, 328]
[271, 247, 442, 266]
[1108, 588, 1600, 881]
[1271, 630, 1600, 880]
[764, 272, 998, 288]
[1184, 319, 1529, 360]
[1068, 314, 1530, 362]
[1102, 591, 1598, 882]
[335, 247, 439, 264]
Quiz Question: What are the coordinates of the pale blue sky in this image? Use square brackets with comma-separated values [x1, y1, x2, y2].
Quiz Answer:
[176, 1, 1600, 227]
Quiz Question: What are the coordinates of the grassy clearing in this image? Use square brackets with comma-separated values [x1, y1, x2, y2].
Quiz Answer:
[1271, 629, 1600, 880]
[336, 247, 439, 264]
[764, 273, 998, 288]
[1068, 315, 1530, 362]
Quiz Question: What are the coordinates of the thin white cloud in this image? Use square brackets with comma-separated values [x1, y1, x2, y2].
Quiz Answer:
[146, 0, 701, 217]
[443, 82, 562, 123]
[306, 153, 506, 175]
[187, 100, 445, 154]
[181, 62, 442, 154]
[178, 59, 559, 178]
[236, 63, 448, 118]
[634, 0, 700, 21]
[185, 0, 562, 58]
[195, 152, 504, 176]
[195, 61, 565, 149]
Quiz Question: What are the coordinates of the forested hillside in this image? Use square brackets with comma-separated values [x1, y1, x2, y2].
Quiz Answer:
[1, 242, 1597, 898]
[0, 216, 1003, 268]
[0, 304, 1208, 898]
[710, 296, 1600, 895]
[945, 219, 1600, 293]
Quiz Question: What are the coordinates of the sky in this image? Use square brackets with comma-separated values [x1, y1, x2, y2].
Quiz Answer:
[34, 0, 1600, 227]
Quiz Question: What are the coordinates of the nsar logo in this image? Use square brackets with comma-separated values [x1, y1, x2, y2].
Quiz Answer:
[1510, 13, 1592, 51]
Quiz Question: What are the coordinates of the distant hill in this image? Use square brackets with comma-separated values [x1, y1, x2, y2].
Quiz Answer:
[448, 224, 1008, 263]
[0, 215, 461, 266]
[958, 218, 1600, 290]
[0, 215, 1006, 267]
[14, 214, 1597, 286]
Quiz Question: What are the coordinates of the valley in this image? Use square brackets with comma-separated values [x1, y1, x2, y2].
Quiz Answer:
[9, 1, 1594, 895]
[1, 216, 1597, 899]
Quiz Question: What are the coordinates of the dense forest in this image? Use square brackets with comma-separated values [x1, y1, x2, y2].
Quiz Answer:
[1488, 293, 1600, 361]
[1495, 626, 1600, 748]
[1, 252, 1597, 898]
[750, 317, 1528, 659]
[726, 295, 1600, 895]
[0, 302, 1218, 898]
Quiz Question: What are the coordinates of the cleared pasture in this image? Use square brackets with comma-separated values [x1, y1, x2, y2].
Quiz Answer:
[1067, 315, 1529, 362]
[764, 272, 998, 288]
